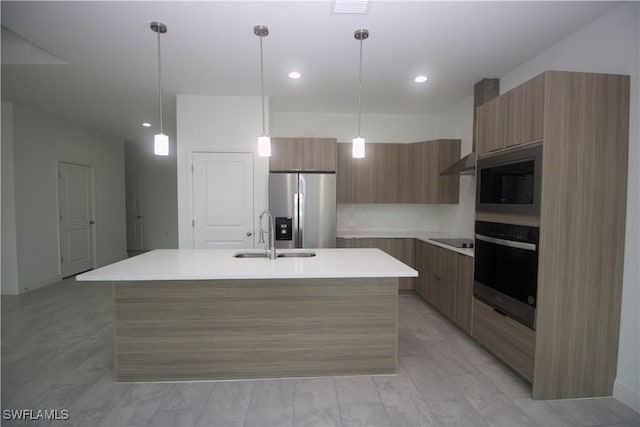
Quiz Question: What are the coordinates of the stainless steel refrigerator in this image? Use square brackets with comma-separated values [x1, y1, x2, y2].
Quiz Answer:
[269, 173, 336, 249]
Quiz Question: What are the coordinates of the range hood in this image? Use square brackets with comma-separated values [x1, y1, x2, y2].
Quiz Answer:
[440, 152, 476, 175]
[440, 78, 499, 176]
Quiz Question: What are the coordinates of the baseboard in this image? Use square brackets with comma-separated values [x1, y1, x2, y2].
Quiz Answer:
[614, 379, 640, 413]
[1, 283, 20, 295]
[19, 273, 61, 294]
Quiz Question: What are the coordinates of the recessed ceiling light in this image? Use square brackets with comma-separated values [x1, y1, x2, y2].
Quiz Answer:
[142, 122, 151, 127]
[288, 71, 302, 79]
[414, 75, 428, 83]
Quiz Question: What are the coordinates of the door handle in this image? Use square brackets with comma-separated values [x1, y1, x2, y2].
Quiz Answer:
[89, 220, 95, 225]
[136, 215, 143, 219]
[246, 231, 253, 237]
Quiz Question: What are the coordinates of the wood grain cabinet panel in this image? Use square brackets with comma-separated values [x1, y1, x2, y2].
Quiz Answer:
[455, 254, 474, 335]
[473, 71, 629, 400]
[476, 96, 506, 155]
[270, 138, 337, 172]
[336, 238, 415, 290]
[413, 241, 473, 336]
[506, 74, 545, 148]
[337, 139, 460, 204]
[473, 298, 535, 382]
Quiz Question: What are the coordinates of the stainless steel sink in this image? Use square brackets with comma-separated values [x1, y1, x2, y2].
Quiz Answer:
[233, 251, 269, 258]
[277, 251, 316, 258]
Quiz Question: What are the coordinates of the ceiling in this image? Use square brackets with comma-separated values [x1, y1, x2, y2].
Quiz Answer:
[1, 1, 620, 147]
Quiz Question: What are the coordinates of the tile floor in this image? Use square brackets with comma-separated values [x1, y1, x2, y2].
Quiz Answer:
[2, 277, 638, 427]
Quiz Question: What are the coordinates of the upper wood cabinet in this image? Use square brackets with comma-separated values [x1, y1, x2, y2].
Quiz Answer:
[270, 137, 337, 172]
[337, 139, 460, 204]
[477, 74, 544, 156]
[337, 143, 408, 203]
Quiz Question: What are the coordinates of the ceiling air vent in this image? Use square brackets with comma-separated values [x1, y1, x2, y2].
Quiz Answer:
[332, 0, 369, 14]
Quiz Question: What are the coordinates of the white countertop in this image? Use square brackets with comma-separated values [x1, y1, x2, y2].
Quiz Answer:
[337, 230, 474, 257]
[76, 248, 419, 282]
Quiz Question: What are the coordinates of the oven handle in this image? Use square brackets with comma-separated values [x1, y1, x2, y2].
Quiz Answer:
[475, 234, 537, 251]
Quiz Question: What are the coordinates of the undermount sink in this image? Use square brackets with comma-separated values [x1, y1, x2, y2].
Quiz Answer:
[233, 252, 269, 258]
[233, 251, 316, 259]
[277, 251, 316, 258]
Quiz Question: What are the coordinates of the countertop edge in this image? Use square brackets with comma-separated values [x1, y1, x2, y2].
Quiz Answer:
[337, 231, 474, 257]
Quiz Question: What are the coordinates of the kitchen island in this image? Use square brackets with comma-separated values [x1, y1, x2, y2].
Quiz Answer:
[77, 248, 417, 382]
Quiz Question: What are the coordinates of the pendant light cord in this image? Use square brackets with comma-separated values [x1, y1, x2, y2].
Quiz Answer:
[259, 33, 266, 136]
[156, 22, 164, 135]
[357, 31, 363, 137]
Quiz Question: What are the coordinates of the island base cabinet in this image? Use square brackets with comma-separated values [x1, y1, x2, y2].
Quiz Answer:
[113, 278, 398, 382]
[472, 298, 535, 382]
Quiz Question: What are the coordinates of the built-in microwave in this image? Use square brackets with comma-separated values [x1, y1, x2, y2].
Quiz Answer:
[476, 144, 542, 216]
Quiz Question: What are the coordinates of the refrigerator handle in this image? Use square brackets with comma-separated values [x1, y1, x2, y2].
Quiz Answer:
[298, 175, 306, 248]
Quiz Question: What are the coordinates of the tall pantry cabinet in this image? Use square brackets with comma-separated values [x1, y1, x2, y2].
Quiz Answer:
[474, 71, 630, 400]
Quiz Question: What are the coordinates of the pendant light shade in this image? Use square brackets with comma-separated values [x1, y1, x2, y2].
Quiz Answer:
[151, 21, 169, 156]
[154, 133, 169, 156]
[255, 25, 271, 157]
[352, 28, 369, 158]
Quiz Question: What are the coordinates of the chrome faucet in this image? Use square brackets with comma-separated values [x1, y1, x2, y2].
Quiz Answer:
[258, 210, 277, 259]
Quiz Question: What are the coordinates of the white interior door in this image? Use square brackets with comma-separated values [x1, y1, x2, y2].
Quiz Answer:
[126, 175, 144, 251]
[58, 162, 95, 277]
[192, 152, 254, 249]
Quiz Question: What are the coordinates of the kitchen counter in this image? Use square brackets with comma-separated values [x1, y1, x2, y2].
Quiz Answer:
[337, 230, 474, 257]
[77, 248, 412, 382]
[76, 248, 418, 282]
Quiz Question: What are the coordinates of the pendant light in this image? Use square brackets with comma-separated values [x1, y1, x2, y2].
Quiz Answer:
[254, 25, 271, 157]
[352, 28, 368, 159]
[151, 21, 169, 156]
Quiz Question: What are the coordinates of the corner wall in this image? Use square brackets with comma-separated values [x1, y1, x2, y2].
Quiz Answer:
[4, 103, 127, 293]
[124, 141, 178, 249]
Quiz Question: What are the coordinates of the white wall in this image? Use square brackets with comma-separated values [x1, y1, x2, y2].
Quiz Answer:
[3, 103, 127, 294]
[1, 102, 19, 294]
[439, 95, 476, 238]
[441, 2, 640, 411]
[272, 111, 475, 236]
[124, 141, 178, 249]
[176, 95, 269, 248]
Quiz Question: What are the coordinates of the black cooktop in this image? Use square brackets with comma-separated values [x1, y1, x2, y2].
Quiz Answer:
[430, 238, 474, 249]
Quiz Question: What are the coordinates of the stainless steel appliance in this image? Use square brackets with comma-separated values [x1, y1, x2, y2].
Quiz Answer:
[269, 173, 336, 249]
[476, 143, 542, 215]
[474, 221, 539, 329]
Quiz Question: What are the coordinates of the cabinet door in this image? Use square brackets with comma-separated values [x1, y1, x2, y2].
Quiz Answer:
[414, 240, 428, 299]
[270, 138, 304, 171]
[407, 142, 438, 203]
[303, 138, 337, 171]
[337, 143, 407, 203]
[437, 140, 461, 203]
[455, 254, 473, 335]
[271, 138, 337, 172]
[433, 246, 457, 320]
[506, 74, 544, 148]
[476, 96, 506, 155]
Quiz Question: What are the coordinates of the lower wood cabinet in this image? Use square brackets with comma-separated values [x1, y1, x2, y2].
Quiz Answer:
[414, 240, 473, 335]
[472, 298, 536, 382]
[336, 238, 414, 290]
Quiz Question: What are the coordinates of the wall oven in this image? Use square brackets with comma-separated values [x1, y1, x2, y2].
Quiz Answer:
[474, 220, 539, 329]
[477, 144, 542, 216]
